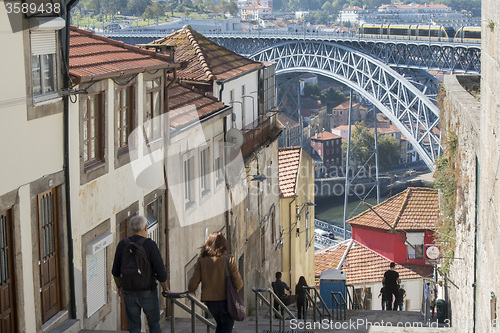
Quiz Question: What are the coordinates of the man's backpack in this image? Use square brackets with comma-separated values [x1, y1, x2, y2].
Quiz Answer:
[120, 237, 152, 291]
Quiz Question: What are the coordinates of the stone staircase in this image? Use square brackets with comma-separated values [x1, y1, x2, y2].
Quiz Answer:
[159, 309, 451, 333]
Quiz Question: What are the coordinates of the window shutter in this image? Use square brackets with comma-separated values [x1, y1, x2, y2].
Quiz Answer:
[86, 250, 107, 318]
[30, 31, 56, 55]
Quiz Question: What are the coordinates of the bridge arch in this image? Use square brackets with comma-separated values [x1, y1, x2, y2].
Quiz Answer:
[250, 40, 441, 169]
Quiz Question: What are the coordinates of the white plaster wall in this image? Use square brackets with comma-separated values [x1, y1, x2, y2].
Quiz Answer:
[356, 279, 423, 312]
[215, 71, 260, 130]
[0, 11, 64, 195]
[68, 75, 168, 329]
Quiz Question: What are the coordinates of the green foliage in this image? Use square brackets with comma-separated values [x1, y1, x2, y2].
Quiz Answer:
[275, 0, 479, 17]
[433, 131, 458, 274]
[143, 1, 165, 19]
[378, 135, 400, 170]
[319, 88, 348, 109]
[340, 121, 400, 170]
[488, 20, 495, 32]
[127, 0, 152, 16]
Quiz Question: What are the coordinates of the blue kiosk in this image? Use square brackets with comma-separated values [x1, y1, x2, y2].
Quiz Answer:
[319, 269, 347, 309]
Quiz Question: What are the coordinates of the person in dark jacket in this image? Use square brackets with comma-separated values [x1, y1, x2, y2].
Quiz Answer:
[382, 262, 401, 311]
[188, 232, 243, 333]
[295, 276, 308, 319]
[112, 215, 169, 333]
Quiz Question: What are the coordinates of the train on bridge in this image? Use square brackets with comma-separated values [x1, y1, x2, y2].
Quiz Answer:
[359, 24, 481, 42]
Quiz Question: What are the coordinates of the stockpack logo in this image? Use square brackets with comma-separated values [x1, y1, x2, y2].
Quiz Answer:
[128, 104, 247, 227]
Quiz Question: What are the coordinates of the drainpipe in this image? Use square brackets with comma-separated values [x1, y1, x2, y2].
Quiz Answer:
[62, 0, 79, 319]
[163, 67, 177, 317]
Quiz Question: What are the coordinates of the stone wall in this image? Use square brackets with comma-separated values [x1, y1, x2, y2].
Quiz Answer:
[441, 75, 480, 333]
[476, 0, 500, 331]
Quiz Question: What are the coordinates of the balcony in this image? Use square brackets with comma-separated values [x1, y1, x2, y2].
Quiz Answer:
[240, 112, 277, 158]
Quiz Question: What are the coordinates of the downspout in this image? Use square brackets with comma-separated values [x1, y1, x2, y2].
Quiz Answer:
[62, 0, 79, 319]
[288, 197, 296, 288]
[163, 67, 177, 317]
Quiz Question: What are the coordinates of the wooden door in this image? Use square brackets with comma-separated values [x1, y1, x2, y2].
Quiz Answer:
[118, 217, 129, 331]
[38, 189, 61, 323]
[0, 210, 16, 332]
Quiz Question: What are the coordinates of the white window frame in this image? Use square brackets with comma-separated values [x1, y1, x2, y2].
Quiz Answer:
[183, 155, 195, 209]
[30, 30, 60, 103]
[200, 146, 211, 196]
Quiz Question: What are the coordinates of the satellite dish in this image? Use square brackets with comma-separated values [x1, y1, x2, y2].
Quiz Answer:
[225, 128, 244, 149]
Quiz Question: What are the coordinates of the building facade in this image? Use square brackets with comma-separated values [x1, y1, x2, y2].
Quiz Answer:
[278, 147, 316, 291]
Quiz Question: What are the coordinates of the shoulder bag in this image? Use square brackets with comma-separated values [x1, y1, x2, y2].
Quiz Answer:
[225, 254, 245, 321]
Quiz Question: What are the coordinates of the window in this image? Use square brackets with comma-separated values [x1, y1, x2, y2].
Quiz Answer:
[200, 148, 210, 196]
[214, 141, 224, 186]
[31, 31, 58, 100]
[241, 85, 246, 126]
[145, 78, 162, 143]
[146, 199, 160, 245]
[406, 232, 424, 259]
[83, 93, 104, 169]
[117, 85, 134, 155]
[184, 157, 195, 208]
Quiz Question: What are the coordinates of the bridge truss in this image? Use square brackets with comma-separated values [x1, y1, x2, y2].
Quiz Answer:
[250, 40, 442, 169]
[208, 33, 481, 74]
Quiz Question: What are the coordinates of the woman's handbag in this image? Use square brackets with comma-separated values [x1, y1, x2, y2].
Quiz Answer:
[225, 255, 246, 321]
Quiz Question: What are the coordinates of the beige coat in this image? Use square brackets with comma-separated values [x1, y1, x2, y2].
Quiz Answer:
[188, 255, 243, 301]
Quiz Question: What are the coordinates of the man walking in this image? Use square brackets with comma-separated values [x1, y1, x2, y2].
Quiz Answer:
[382, 262, 400, 311]
[112, 216, 169, 333]
[272, 272, 291, 318]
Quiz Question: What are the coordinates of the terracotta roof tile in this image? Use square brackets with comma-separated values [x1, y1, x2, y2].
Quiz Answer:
[347, 187, 439, 231]
[149, 25, 262, 82]
[315, 240, 433, 285]
[311, 130, 342, 141]
[278, 147, 301, 198]
[69, 27, 172, 82]
[168, 82, 228, 129]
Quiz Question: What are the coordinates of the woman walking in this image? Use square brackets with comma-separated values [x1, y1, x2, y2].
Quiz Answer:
[295, 276, 308, 319]
[188, 232, 244, 333]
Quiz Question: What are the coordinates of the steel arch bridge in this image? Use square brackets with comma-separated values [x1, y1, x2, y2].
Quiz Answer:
[207, 32, 481, 74]
[250, 40, 441, 169]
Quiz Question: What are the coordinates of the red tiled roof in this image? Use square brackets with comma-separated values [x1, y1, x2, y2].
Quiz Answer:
[278, 147, 301, 198]
[311, 130, 341, 141]
[315, 240, 433, 285]
[168, 82, 228, 129]
[347, 187, 439, 231]
[149, 25, 262, 83]
[69, 27, 173, 82]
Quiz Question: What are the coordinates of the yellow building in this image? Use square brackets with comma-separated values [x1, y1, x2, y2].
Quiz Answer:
[278, 147, 316, 292]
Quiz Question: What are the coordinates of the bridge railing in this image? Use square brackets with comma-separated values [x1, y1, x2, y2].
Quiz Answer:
[315, 219, 351, 239]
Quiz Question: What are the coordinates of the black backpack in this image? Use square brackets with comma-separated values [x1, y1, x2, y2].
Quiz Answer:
[120, 237, 152, 291]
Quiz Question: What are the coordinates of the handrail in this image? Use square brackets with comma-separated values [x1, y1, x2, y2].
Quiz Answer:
[331, 292, 347, 320]
[303, 286, 332, 322]
[345, 285, 362, 310]
[163, 291, 216, 333]
[252, 287, 296, 333]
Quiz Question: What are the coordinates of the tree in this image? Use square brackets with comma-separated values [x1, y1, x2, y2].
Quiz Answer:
[378, 135, 400, 170]
[303, 84, 321, 98]
[127, 0, 152, 16]
[102, 0, 127, 16]
[322, 1, 334, 13]
[143, 1, 165, 19]
[341, 121, 400, 170]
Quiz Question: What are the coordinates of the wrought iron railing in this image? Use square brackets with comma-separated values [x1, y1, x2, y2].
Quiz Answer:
[345, 284, 362, 310]
[163, 291, 216, 333]
[240, 113, 275, 158]
[332, 292, 347, 320]
[303, 286, 332, 322]
[252, 287, 296, 333]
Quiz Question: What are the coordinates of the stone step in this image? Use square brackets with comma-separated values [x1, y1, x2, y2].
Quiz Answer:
[48, 319, 80, 333]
